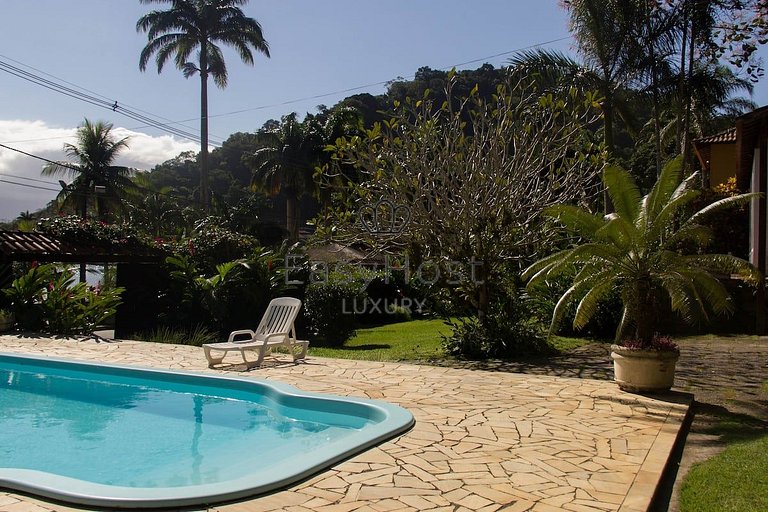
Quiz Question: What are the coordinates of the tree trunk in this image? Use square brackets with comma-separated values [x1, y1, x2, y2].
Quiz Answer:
[200, 46, 210, 211]
[647, 14, 662, 177]
[633, 279, 654, 347]
[676, 1, 689, 150]
[80, 186, 87, 283]
[603, 90, 615, 213]
[681, 14, 696, 177]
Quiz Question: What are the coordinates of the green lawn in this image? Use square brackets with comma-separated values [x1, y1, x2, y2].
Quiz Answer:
[680, 432, 768, 512]
[308, 318, 592, 362]
[308, 319, 452, 361]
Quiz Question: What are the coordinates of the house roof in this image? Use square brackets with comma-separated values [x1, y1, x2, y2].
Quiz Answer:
[694, 127, 737, 145]
[0, 230, 163, 264]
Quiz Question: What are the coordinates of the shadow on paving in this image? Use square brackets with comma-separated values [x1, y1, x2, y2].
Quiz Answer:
[418, 342, 614, 381]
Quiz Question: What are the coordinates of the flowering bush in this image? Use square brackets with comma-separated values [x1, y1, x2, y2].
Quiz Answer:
[37, 216, 145, 248]
[620, 334, 679, 352]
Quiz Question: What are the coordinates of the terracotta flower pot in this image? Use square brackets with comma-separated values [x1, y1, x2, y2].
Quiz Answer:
[610, 344, 679, 393]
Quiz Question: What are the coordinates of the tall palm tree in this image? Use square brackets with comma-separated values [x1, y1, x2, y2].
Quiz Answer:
[563, 0, 643, 157]
[523, 158, 759, 346]
[42, 119, 135, 222]
[248, 113, 316, 242]
[136, 0, 270, 210]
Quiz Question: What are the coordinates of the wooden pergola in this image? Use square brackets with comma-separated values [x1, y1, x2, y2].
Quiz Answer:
[0, 230, 164, 338]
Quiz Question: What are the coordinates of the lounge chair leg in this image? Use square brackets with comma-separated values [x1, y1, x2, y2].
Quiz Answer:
[241, 345, 268, 369]
[204, 346, 225, 367]
[293, 341, 309, 361]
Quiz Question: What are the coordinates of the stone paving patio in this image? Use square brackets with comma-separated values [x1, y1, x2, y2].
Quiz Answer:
[0, 335, 690, 512]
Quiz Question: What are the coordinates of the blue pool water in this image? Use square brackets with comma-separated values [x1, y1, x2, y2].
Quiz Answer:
[0, 353, 413, 508]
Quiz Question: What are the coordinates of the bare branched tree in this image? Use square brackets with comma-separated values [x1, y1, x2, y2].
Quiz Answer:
[320, 71, 606, 320]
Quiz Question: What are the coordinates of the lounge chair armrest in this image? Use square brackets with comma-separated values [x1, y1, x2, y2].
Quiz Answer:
[228, 330, 255, 343]
[262, 332, 290, 342]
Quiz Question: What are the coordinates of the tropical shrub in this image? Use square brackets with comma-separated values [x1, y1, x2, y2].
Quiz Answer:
[304, 266, 375, 345]
[442, 294, 548, 359]
[3, 264, 123, 334]
[523, 158, 760, 347]
[162, 248, 285, 335]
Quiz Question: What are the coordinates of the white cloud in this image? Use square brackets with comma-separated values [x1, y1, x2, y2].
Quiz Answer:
[0, 120, 198, 222]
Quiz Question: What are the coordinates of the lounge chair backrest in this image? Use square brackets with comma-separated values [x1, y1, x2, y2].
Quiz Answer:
[254, 297, 302, 337]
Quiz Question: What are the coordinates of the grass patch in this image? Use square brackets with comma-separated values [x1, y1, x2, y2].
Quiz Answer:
[550, 335, 594, 353]
[309, 319, 452, 361]
[309, 319, 595, 362]
[680, 431, 768, 512]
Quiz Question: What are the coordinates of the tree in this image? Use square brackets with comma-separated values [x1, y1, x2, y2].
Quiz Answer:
[523, 159, 759, 346]
[128, 178, 183, 237]
[42, 119, 136, 283]
[137, 0, 270, 210]
[323, 72, 605, 322]
[247, 113, 317, 242]
[562, 0, 643, 158]
[42, 119, 135, 222]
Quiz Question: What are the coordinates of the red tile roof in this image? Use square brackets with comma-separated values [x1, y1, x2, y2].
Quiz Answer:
[0, 230, 162, 263]
[694, 127, 737, 145]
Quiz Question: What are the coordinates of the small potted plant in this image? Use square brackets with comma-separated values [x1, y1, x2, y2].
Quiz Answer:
[0, 308, 15, 332]
[524, 158, 760, 393]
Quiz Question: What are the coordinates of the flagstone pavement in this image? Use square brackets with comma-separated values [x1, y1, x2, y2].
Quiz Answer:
[0, 334, 690, 512]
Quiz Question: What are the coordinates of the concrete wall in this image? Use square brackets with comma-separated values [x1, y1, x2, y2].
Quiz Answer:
[709, 143, 737, 187]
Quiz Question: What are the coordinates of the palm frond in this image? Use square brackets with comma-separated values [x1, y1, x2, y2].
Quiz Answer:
[603, 165, 641, 223]
[573, 276, 615, 330]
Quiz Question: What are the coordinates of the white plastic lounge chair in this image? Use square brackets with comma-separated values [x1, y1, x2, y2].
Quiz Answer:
[203, 297, 308, 368]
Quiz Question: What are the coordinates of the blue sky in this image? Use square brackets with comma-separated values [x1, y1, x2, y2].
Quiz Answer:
[0, 0, 766, 221]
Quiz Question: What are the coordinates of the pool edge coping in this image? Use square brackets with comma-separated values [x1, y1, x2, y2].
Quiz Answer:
[0, 351, 415, 509]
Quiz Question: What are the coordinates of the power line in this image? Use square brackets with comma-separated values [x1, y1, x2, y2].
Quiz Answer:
[0, 141, 204, 207]
[0, 36, 572, 137]
[203, 36, 574, 121]
[0, 178, 59, 192]
[0, 172, 58, 185]
[0, 142, 81, 173]
[0, 52, 205, 138]
[0, 58, 224, 146]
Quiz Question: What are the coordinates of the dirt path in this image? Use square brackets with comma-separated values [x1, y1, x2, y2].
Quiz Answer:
[427, 336, 768, 511]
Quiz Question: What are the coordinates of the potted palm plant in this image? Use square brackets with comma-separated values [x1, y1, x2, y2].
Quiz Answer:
[524, 158, 760, 392]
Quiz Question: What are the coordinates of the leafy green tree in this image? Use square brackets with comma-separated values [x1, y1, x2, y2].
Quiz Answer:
[42, 119, 135, 222]
[523, 158, 759, 346]
[137, 0, 270, 210]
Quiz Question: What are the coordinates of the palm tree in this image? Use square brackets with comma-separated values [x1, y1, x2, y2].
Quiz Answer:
[523, 158, 759, 346]
[42, 119, 135, 222]
[248, 113, 317, 242]
[563, 0, 644, 157]
[129, 184, 183, 238]
[661, 63, 756, 145]
[136, 0, 270, 210]
[508, 49, 640, 138]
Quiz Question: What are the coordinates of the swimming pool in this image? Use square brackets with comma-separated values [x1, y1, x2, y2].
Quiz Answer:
[0, 353, 414, 508]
